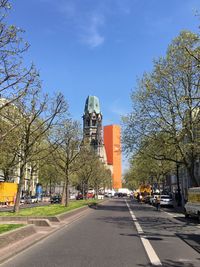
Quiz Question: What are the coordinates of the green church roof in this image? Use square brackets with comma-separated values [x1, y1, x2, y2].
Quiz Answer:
[84, 95, 101, 114]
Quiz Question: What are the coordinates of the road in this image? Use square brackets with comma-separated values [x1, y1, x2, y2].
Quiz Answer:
[1, 198, 200, 267]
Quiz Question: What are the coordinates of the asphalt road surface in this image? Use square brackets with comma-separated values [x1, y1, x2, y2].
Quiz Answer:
[1, 198, 200, 267]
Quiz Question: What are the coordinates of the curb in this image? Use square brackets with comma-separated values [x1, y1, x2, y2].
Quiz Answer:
[0, 224, 36, 249]
[0, 215, 60, 222]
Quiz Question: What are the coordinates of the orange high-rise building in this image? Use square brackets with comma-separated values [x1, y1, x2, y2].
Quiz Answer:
[104, 125, 122, 189]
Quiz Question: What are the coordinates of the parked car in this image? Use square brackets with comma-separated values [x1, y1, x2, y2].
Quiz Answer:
[31, 196, 38, 203]
[97, 194, 104, 200]
[42, 196, 51, 202]
[86, 192, 95, 199]
[144, 195, 151, 204]
[160, 195, 173, 207]
[69, 193, 76, 200]
[76, 193, 83, 200]
[25, 197, 32, 204]
[50, 195, 61, 204]
[20, 196, 32, 204]
[185, 187, 200, 222]
[20, 197, 26, 204]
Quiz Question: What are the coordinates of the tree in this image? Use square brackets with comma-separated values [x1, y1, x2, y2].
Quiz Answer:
[13, 87, 67, 212]
[122, 31, 200, 186]
[90, 160, 112, 198]
[0, 1, 40, 143]
[77, 147, 99, 198]
[76, 146, 111, 198]
[52, 120, 82, 206]
[124, 136, 174, 191]
[38, 154, 62, 196]
[0, 1, 36, 111]
[0, 127, 19, 180]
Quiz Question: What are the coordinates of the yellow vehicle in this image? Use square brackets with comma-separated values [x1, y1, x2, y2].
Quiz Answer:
[139, 184, 152, 194]
[184, 187, 200, 222]
[0, 182, 18, 205]
[139, 184, 152, 201]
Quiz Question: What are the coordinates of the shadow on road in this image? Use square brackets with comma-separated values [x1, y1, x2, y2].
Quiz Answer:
[97, 199, 200, 255]
[97, 215, 133, 229]
[137, 259, 200, 267]
[177, 233, 200, 254]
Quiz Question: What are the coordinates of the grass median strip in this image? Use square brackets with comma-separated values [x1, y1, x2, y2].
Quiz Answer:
[0, 224, 24, 234]
[0, 199, 99, 217]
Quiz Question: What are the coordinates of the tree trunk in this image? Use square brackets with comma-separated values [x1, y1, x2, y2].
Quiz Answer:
[3, 169, 9, 181]
[96, 185, 99, 199]
[65, 180, 69, 207]
[13, 164, 25, 212]
[188, 164, 199, 187]
[61, 182, 66, 205]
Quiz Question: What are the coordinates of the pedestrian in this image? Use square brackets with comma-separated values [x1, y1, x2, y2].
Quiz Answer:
[155, 196, 160, 211]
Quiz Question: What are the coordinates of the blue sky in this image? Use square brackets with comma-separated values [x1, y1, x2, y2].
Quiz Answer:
[8, 0, 200, 171]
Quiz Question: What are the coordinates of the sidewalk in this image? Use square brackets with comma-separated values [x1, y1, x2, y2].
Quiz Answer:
[173, 200, 185, 214]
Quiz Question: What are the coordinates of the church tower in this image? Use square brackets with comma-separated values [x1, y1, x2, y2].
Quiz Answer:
[83, 96, 106, 162]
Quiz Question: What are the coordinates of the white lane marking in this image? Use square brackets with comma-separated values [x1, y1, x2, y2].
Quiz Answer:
[126, 200, 162, 266]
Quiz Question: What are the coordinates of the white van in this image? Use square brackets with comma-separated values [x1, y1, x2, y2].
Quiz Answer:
[184, 187, 200, 222]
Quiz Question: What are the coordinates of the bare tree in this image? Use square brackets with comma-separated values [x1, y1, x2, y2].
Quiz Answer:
[0, 0, 32, 102]
[0, 1, 38, 140]
[76, 147, 107, 198]
[13, 87, 67, 212]
[52, 120, 82, 206]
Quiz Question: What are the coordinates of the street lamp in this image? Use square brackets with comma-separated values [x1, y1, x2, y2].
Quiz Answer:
[176, 162, 182, 207]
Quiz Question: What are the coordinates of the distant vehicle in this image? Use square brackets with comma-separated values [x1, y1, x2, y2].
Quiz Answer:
[31, 196, 38, 203]
[118, 188, 131, 197]
[20, 196, 32, 204]
[144, 195, 151, 204]
[20, 197, 26, 204]
[0, 182, 18, 206]
[76, 193, 83, 200]
[160, 195, 173, 207]
[97, 194, 104, 200]
[69, 193, 76, 200]
[184, 187, 200, 222]
[50, 195, 61, 204]
[104, 190, 116, 198]
[86, 192, 95, 199]
[42, 196, 51, 202]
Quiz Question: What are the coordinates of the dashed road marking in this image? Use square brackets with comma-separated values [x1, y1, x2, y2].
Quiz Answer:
[126, 200, 162, 266]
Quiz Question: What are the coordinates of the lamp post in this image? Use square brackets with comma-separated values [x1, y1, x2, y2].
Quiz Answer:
[176, 162, 182, 207]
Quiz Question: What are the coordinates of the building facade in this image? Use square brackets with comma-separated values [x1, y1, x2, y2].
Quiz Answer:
[83, 95, 107, 162]
[82, 96, 122, 190]
[104, 125, 122, 189]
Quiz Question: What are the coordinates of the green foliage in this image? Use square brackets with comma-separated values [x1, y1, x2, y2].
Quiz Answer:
[76, 146, 111, 194]
[0, 224, 24, 234]
[0, 200, 99, 217]
[50, 119, 82, 206]
[122, 30, 200, 186]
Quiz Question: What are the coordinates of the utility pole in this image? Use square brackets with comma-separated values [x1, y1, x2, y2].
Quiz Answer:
[176, 163, 182, 207]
